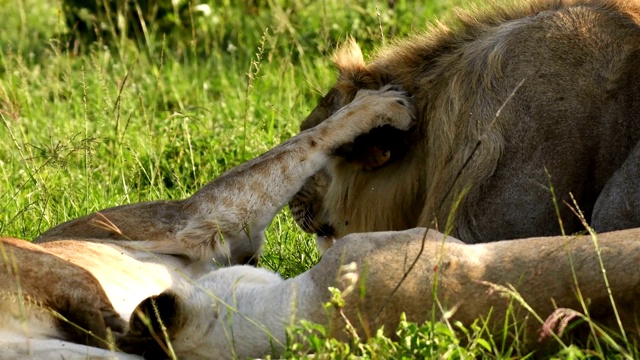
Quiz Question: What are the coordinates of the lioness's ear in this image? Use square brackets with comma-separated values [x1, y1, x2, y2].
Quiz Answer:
[130, 291, 184, 336]
[333, 38, 378, 91]
[118, 291, 185, 358]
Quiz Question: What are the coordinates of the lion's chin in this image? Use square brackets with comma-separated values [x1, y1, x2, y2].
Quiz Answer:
[315, 235, 336, 254]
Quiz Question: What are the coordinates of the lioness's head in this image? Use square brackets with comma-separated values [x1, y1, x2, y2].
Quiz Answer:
[118, 266, 284, 359]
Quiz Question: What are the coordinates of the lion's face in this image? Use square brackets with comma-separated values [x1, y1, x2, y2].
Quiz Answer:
[292, 88, 351, 246]
[290, 38, 434, 247]
[291, 83, 419, 245]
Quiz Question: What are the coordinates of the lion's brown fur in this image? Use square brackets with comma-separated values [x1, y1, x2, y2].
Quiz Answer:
[300, 0, 640, 242]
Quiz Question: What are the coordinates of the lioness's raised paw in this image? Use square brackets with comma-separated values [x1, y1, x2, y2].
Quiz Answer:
[348, 84, 417, 132]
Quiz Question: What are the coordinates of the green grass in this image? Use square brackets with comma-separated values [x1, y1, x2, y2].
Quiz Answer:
[1, 0, 634, 359]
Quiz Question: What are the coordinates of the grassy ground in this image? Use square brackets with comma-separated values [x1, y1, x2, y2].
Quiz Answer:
[0, 0, 634, 358]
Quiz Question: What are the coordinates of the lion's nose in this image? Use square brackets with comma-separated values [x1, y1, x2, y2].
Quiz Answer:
[317, 224, 336, 238]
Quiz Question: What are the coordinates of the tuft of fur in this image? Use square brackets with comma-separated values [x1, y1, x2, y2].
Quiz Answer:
[332, 37, 366, 77]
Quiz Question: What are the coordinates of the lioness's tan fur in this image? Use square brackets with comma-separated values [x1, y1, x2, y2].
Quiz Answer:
[0, 237, 126, 349]
[294, 0, 640, 243]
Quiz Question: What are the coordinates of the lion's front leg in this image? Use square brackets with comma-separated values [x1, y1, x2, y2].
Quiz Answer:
[592, 139, 640, 232]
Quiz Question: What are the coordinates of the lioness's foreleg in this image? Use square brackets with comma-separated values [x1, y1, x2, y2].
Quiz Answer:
[171, 85, 415, 262]
[37, 86, 416, 264]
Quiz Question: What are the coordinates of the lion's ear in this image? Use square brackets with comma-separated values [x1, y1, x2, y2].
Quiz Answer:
[333, 38, 378, 90]
[333, 37, 366, 76]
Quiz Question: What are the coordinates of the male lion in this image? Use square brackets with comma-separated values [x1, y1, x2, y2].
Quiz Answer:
[290, 0, 640, 249]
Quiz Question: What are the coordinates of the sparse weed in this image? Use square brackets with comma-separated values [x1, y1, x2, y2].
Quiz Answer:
[285, 313, 498, 359]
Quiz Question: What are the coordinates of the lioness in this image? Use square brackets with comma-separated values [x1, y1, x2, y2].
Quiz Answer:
[289, 0, 640, 249]
[1, 86, 416, 358]
[4, 86, 640, 359]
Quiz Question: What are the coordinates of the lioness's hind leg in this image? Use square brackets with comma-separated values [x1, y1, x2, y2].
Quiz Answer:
[0, 237, 127, 349]
[592, 141, 640, 232]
